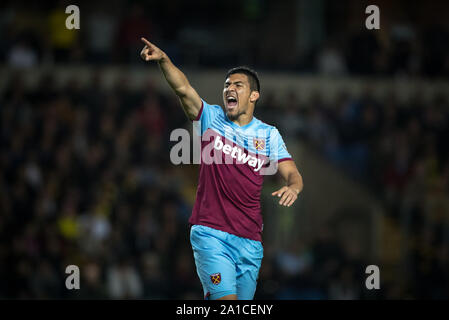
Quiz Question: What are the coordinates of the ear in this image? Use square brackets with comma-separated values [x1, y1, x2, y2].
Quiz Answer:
[250, 91, 260, 103]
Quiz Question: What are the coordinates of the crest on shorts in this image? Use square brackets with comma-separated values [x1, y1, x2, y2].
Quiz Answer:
[210, 273, 221, 285]
[253, 138, 265, 151]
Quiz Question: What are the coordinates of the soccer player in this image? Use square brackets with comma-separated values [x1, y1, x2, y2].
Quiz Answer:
[140, 37, 303, 300]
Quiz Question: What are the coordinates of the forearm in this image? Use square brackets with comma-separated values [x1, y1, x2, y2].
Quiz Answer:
[273, 165, 303, 207]
[287, 172, 303, 194]
[158, 54, 191, 97]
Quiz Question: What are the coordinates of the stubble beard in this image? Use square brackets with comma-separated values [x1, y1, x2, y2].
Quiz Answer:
[226, 109, 245, 121]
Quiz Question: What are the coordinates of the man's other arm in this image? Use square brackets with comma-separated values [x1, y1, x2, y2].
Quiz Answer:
[271, 160, 303, 207]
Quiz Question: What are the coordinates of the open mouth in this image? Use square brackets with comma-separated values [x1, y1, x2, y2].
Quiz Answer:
[226, 96, 238, 109]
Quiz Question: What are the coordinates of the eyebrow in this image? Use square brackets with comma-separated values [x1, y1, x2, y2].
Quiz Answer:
[225, 80, 245, 85]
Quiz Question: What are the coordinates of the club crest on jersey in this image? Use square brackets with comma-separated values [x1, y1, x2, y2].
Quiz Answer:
[253, 138, 266, 151]
[210, 273, 221, 285]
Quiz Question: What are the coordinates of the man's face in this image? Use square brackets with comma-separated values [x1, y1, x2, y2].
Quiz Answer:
[223, 73, 256, 121]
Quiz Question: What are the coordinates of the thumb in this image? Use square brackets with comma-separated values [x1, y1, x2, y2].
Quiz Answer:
[272, 187, 286, 196]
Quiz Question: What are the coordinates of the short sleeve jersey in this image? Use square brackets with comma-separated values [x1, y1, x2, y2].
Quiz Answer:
[189, 99, 292, 241]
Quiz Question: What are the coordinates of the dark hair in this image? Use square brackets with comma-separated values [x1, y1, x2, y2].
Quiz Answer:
[225, 66, 260, 93]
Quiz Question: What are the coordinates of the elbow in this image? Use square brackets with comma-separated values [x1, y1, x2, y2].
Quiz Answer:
[175, 88, 187, 98]
[175, 84, 190, 98]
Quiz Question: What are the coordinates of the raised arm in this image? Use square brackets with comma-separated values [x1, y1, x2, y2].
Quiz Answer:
[140, 37, 202, 121]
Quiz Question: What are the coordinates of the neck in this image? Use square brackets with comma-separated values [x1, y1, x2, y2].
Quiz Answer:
[232, 113, 254, 127]
[228, 104, 255, 127]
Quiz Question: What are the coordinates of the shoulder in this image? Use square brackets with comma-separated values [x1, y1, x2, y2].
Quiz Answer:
[253, 117, 275, 130]
[253, 118, 281, 136]
[197, 99, 224, 122]
[202, 99, 223, 112]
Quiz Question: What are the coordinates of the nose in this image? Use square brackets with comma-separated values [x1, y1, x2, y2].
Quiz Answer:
[226, 85, 236, 93]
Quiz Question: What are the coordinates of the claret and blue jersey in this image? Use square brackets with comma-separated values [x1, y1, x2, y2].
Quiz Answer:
[189, 99, 292, 242]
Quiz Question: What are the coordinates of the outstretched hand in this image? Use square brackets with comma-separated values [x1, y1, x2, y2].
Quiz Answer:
[272, 186, 299, 207]
[140, 37, 165, 62]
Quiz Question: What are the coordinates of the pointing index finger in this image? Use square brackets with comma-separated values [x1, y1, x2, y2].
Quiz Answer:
[141, 37, 153, 47]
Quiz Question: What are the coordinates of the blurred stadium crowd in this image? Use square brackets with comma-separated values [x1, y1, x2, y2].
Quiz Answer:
[1, 71, 448, 299]
[1, 0, 449, 77]
[261, 88, 449, 299]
